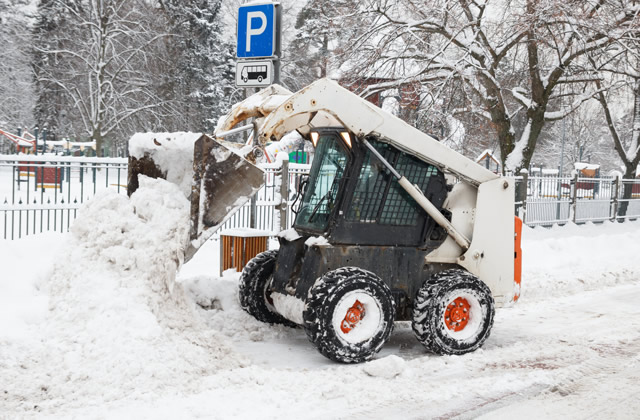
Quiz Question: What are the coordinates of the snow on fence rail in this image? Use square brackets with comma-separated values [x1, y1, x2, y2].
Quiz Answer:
[3, 155, 640, 240]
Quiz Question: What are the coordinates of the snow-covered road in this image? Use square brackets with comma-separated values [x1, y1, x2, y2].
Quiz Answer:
[1, 185, 639, 419]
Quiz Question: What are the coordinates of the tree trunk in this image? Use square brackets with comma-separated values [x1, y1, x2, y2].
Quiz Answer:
[618, 166, 635, 218]
[619, 80, 640, 218]
[93, 128, 103, 157]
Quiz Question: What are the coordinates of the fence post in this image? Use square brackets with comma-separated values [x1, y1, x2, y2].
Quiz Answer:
[250, 195, 257, 229]
[570, 172, 579, 223]
[279, 157, 289, 232]
[612, 175, 621, 222]
[518, 168, 528, 223]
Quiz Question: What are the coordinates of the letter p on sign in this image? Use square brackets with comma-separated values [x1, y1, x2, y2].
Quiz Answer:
[246, 11, 267, 52]
[237, 3, 276, 58]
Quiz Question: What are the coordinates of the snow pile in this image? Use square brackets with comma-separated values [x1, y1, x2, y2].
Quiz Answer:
[362, 355, 406, 378]
[0, 177, 242, 415]
[0, 233, 60, 340]
[182, 271, 293, 342]
[521, 221, 640, 300]
[129, 132, 202, 197]
[3, 208, 640, 417]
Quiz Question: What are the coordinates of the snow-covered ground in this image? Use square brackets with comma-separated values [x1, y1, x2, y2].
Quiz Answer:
[1, 179, 640, 419]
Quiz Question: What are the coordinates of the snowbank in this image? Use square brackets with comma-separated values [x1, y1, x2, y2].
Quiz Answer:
[0, 177, 242, 415]
[0, 233, 61, 340]
[3, 211, 640, 417]
[521, 221, 640, 299]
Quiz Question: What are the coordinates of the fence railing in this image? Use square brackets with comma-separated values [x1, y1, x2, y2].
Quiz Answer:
[0, 155, 309, 240]
[515, 172, 640, 226]
[3, 154, 640, 239]
[208, 161, 311, 234]
[0, 155, 128, 239]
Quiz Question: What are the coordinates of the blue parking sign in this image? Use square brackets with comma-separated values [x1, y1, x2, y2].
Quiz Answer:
[237, 3, 276, 58]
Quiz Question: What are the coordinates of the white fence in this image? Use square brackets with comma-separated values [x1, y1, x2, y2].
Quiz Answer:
[516, 174, 640, 226]
[0, 155, 127, 239]
[4, 154, 640, 239]
[0, 155, 309, 240]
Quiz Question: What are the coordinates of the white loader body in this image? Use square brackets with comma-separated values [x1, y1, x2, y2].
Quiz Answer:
[217, 78, 518, 306]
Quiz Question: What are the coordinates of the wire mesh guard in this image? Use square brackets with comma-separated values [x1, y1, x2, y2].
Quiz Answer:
[348, 140, 439, 226]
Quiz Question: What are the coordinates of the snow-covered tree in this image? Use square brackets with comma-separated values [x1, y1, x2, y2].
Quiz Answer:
[156, 0, 235, 132]
[339, 0, 640, 173]
[33, 0, 169, 156]
[534, 100, 620, 172]
[288, 0, 354, 89]
[590, 32, 640, 215]
[0, 0, 35, 131]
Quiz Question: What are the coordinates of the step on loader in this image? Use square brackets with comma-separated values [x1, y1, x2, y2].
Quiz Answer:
[128, 79, 523, 363]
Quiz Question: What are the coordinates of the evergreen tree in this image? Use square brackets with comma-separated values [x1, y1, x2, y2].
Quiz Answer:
[287, 0, 359, 91]
[158, 0, 235, 132]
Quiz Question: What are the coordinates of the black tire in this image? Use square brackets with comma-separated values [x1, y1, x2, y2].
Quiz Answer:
[303, 267, 396, 363]
[257, 75, 263, 82]
[412, 269, 494, 355]
[238, 250, 296, 327]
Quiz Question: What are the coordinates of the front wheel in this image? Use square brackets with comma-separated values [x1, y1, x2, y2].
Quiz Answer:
[238, 250, 295, 327]
[412, 269, 495, 355]
[303, 267, 396, 363]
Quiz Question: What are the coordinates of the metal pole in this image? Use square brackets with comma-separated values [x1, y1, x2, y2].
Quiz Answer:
[273, 4, 282, 84]
[279, 157, 289, 231]
[556, 116, 566, 221]
[34, 126, 39, 156]
[570, 172, 578, 223]
[250, 195, 257, 229]
[216, 124, 254, 138]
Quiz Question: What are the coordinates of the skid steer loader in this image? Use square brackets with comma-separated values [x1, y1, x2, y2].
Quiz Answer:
[128, 79, 523, 364]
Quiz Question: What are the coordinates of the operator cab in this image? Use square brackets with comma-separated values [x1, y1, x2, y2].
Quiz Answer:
[292, 127, 449, 248]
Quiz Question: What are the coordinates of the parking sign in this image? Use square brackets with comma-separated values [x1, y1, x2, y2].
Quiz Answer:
[237, 3, 276, 58]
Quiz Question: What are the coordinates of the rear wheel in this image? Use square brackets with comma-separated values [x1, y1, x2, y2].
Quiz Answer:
[303, 267, 395, 363]
[412, 269, 494, 355]
[238, 250, 296, 327]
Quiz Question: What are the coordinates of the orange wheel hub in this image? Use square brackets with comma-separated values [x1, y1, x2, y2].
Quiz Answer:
[444, 297, 470, 331]
[340, 300, 366, 334]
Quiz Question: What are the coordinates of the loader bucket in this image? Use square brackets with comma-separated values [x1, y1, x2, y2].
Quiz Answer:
[189, 135, 264, 240]
[127, 132, 264, 261]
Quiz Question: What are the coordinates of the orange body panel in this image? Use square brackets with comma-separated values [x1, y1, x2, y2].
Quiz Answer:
[514, 216, 523, 301]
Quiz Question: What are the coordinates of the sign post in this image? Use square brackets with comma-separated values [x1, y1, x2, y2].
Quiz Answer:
[236, 2, 281, 88]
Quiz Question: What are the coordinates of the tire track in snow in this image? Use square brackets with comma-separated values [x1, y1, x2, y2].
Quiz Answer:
[344, 283, 640, 420]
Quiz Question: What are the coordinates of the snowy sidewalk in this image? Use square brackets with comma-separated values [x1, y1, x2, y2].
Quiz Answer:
[1, 187, 640, 418]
